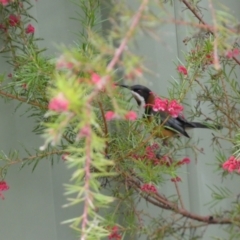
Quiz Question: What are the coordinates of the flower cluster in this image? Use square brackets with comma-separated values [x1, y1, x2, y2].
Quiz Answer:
[56, 55, 74, 70]
[105, 111, 137, 121]
[48, 93, 69, 112]
[25, 24, 35, 34]
[141, 183, 157, 193]
[0, 181, 9, 200]
[0, 13, 35, 34]
[9, 14, 20, 26]
[226, 48, 240, 59]
[62, 152, 70, 161]
[177, 65, 188, 75]
[222, 156, 240, 173]
[108, 226, 121, 240]
[177, 157, 191, 166]
[0, 0, 9, 6]
[171, 176, 181, 182]
[152, 97, 183, 118]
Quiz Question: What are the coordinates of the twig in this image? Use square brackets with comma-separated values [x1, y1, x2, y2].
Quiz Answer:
[128, 175, 232, 224]
[0, 90, 46, 109]
[106, 0, 149, 72]
[174, 182, 185, 209]
[181, 0, 240, 66]
[97, 101, 109, 155]
[181, 0, 207, 25]
[208, 0, 220, 70]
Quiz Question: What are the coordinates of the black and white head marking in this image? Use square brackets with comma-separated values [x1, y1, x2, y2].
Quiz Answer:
[131, 90, 146, 109]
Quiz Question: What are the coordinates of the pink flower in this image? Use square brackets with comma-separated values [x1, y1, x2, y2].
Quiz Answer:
[22, 83, 28, 89]
[0, 181, 9, 200]
[0, 24, 7, 32]
[205, 54, 213, 65]
[178, 157, 191, 166]
[222, 156, 240, 172]
[141, 183, 157, 193]
[9, 14, 20, 27]
[171, 176, 181, 182]
[226, 48, 240, 59]
[78, 125, 91, 138]
[177, 65, 188, 75]
[25, 24, 35, 34]
[91, 72, 108, 90]
[48, 93, 69, 112]
[91, 72, 101, 84]
[152, 97, 168, 112]
[56, 55, 74, 70]
[0, 0, 9, 6]
[62, 152, 70, 161]
[153, 98, 183, 118]
[105, 111, 117, 121]
[108, 226, 121, 240]
[125, 111, 137, 121]
[167, 100, 184, 118]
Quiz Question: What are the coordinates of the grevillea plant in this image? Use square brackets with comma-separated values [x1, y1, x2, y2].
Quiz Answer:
[1, 0, 240, 239]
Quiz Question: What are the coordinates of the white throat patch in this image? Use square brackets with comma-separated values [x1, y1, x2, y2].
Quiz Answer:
[131, 91, 145, 109]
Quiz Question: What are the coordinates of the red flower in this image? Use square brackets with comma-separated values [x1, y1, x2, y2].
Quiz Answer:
[0, 0, 9, 6]
[167, 100, 184, 118]
[0, 181, 9, 200]
[222, 156, 240, 172]
[177, 157, 191, 166]
[22, 83, 27, 90]
[91, 72, 109, 90]
[9, 14, 20, 27]
[171, 176, 181, 182]
[0, 24, 7, 32]
[62, 152, 70, 161]
[153, 98, 183, 118]
[56, 55, 74, 70]
[91, 72, 101, 84]
[125, 111, 137, 121]
[78, 125, 91, 138]
[48, 93, 69, 112]
[108, 226, 121, 240]
[7, 73, 12, 78]
[105, 111, 117, 121]
[141, 183, 157, 193]
[152, 97, 168, 112]
[25, 24, 35, 34]
[226, 48, 240, 59]
[177, 65, 188, 75]
[205, 54, 213, 65]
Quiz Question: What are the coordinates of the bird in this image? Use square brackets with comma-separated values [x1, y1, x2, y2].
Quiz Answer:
[117, 84, 222, 139]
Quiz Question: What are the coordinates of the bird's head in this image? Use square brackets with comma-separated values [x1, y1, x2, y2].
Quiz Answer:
[117, 84, 153, 109]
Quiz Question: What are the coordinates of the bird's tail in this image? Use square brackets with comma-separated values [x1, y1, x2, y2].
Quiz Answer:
[187, 122, 222, 130]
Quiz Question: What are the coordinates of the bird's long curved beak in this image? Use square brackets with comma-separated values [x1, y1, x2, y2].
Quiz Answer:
[115, 83, 130, 89]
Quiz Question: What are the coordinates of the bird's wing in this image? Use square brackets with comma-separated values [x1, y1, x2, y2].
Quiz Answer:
[152, 111, 190, 138]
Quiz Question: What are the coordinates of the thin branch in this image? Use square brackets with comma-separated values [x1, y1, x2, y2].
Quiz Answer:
[97, 101, 109, 155]
[180, 0, 240, 66]
[128, 175, 232, 224]
[0, 90, 46, 109]
[181, 0, 207, 25]
[106, 0, 149, 72]
[174, 182, 185, 209]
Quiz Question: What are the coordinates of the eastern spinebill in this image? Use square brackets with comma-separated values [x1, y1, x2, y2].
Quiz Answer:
[117, 84, 222, 139]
